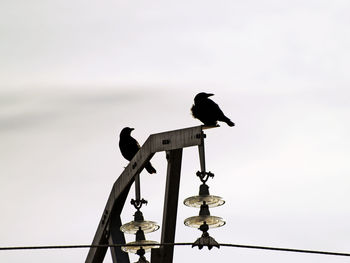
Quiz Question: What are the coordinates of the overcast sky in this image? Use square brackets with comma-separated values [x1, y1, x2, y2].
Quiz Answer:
[1, 1, 350, 263]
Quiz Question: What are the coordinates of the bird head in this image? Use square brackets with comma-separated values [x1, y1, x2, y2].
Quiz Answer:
[120, 127, 134, 137]
[194, 92, 214, 103]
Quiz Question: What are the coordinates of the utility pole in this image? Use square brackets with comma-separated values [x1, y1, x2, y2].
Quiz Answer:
[85, 125, 213, 263]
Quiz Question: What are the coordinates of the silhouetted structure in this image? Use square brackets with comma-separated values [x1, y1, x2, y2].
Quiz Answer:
[119, 127, 156, 174]
[86, 125, 210, 263]
[191, 92, 235, 127]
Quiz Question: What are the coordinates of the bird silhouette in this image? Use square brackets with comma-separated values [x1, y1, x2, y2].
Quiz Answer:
[119, 127, 156, 174]
[191, 92, 235, 127]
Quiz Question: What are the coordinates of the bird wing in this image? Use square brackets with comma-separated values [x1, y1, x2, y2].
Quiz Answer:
[119, 136, 141, 161]
[204, 99, 226, 120]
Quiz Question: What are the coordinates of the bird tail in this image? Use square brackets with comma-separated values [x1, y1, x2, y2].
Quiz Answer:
[222, 116, 235, 127]
[145, 162, 157, 174]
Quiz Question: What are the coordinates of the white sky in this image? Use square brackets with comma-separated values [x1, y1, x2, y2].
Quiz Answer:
[1, 1, 350, 262]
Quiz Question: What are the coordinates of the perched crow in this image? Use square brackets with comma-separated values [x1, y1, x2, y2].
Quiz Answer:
[119, 127, 156, 174]
[191, 92, 235, 127]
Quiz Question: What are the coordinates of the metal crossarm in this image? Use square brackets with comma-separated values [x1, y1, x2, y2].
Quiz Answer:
[86, 126, 207, 263]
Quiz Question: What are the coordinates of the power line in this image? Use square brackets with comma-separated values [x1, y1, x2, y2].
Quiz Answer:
[219, 243, 350, 257]
[0, 243, 349, 257]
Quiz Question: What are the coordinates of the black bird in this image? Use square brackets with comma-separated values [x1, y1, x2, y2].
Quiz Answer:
[119, 127, 156, 174]
[191, 92, 235, 127]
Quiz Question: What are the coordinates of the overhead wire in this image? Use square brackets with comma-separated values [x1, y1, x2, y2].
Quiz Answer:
[0, 242, 349, 257]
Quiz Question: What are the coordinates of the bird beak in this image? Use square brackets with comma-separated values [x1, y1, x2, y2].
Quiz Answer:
[207, 93, 214, 97]
[130, 128, 135, 131]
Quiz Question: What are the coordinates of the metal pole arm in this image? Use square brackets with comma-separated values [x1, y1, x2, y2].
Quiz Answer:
[86, 126, 209, 263]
